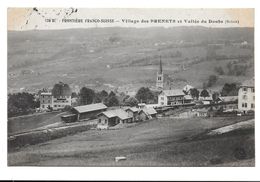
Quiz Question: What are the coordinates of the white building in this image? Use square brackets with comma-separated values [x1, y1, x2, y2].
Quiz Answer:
[158, 89, 193, 106]
[39, 92, 52, 110]
[40, 92, 72, 111]
[238, 78, 255, 113]
[52, 95, 72, 110]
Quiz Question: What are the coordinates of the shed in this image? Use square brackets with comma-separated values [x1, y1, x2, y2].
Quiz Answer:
[61, 114, 77, 123]
[125, 107, 139, 121]
[138, 107, 157, 121]
[97, 109, 133, 127]
[72, 103, 107, 121]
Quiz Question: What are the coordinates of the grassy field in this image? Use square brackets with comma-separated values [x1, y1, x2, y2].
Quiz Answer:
[8, 111, 63, 135]
[8, 116, 254, 166]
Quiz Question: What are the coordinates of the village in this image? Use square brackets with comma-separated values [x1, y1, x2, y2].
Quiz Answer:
[33, 58, 254, 129]
[7, 57, 255, 166]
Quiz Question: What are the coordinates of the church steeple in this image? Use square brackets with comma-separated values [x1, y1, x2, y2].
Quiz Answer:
[156, 56, 164, 90]
[159, 56, 162, 74]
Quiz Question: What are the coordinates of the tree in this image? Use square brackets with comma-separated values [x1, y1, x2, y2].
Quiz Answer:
[52, 81, 72, 98]
[221, 83, 238, 96]
[135, 87, 154, 103]
[108, 91, 116, 97]
[124, 97, 139, 107]
[190, 88, 200, 100]
[8, 92, 38, 117]
[207, 75, 218, 87]
[212, 92, 220, 103]
[79, 87, 95, 105]
[105, 95, 119, 107]
[214, 66, 224, 75]
[100, 90, 108, 98]
[71, 92, 78, 98]
[200, 89, 210, 98]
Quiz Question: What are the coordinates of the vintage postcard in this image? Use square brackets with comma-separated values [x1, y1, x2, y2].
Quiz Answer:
[7, 8, 254, 167]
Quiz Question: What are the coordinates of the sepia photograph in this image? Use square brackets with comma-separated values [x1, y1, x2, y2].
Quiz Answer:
[7, 8, 255, 167]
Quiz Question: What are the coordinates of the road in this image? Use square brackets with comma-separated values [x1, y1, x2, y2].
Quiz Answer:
[8, 116, 254, 166]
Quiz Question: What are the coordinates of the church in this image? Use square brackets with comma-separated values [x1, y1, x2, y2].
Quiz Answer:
[155, 58, 194, 107]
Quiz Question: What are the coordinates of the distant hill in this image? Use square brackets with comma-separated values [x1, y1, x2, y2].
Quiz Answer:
[7, 27, 254, 93]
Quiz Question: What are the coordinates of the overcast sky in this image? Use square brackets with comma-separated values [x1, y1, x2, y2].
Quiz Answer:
[8, 8, 254, 31]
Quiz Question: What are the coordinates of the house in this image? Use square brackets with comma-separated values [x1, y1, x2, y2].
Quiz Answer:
[72, 103, 107, 121]
[125, 107, 139, 121]
[158, 89, 193, 106]
[217, 96, 238, 111]
[60, 114, 77, 123]
[39, 92, 52, 111]
[183, 84, 194, 95]
[194, 108, 209, 117]
[238, 78, 255, 113]
[199, 97, 213, 105]
[97, 109, 133, 127]
[138, 107, 157, 121]
[52, 95, 72, 111]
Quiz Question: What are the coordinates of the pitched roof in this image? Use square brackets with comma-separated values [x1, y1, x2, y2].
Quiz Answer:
[73, 103, 107, 113]
[184, 95, 193, 100]
[101, 109, 131, 120]
[241, 78, 254, 87]
[142, 107, 157, 115]
[161, 89, 184, 96]
[183, 85, 194, 92]
[126, 107, 139, 112]
[219, 96, 238, 102]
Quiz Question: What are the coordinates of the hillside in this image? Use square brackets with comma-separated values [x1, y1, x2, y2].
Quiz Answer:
[7, 27, 254, 93]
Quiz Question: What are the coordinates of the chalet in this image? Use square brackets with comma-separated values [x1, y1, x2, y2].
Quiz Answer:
[216, 96, 238, 111]
[97, 109, 132, 127]
[238, 78, 255, 113]
[199, 97, 213, 105]
[158, 89, 193, 106]
[138, 107, 157, 121]
[194, 108, 209, 117]
[125, 107, 139, 121]
[72, 103, 107, 121]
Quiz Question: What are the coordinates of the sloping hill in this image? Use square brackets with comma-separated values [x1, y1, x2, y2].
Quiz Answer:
[8, 27, 254, 93]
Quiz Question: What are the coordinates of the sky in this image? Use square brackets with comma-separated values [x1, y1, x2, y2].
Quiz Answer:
[8, 8, 254, 31]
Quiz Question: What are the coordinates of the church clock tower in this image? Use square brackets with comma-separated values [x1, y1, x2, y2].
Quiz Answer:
[156, 57, 164, 90]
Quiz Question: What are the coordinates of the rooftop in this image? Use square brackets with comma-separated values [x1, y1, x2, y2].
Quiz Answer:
[219, 96, 238, 102]
[142, 107, 157, 115]
[126, 107, 139, 113]
[100, 109, 131, 120]
[160, 89, 185, 96]
[41, 92, 52, 96]
[73, 103, 107, 113]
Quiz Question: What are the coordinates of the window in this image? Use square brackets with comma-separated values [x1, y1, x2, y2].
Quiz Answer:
[245, 103, 247, 108]
[42, 105, 45, 108]
[243, 95, 247, 100]
[161, 102, 164, 105]
[158, 76, 161, 81]
[98, 119, 101, 123]
[253, 96, 255, 100]
[252, 88, 255, 93]
[242, 103, 244, 108]
[161, 97, 164, 100]
[251, 103, 254, 108]
[243, 87, 247, 92]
